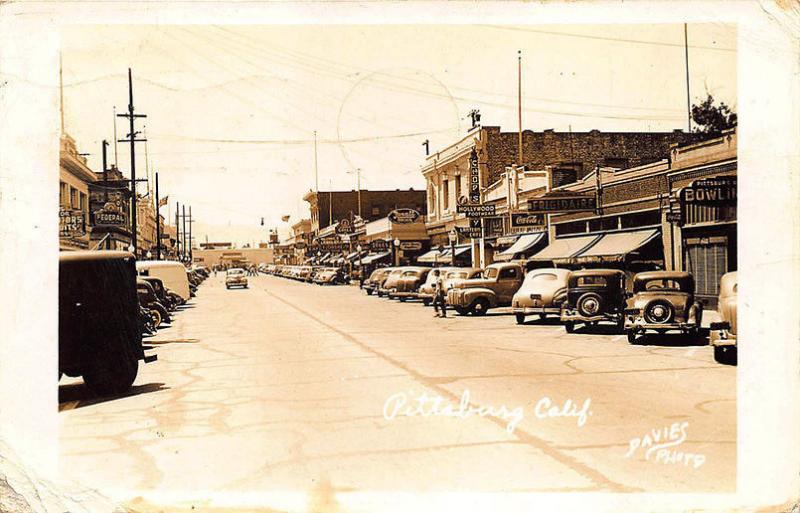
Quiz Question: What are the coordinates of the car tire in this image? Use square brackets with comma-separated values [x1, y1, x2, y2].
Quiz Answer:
[714, 345, 737, 365]
[399, 297, 406, 302]
[455, 307, 468, 316]
[470, 298, 489, 316]
[422, 298, 431, 306]
[576, 292, 603, 317]
[149, 308, 162, 328]
[366, 289, 373, 295]
[515, 313, 526, 325]
[82, 335, 139, 396]
[539, 313, 547, 321]
[627, 329, 638, 344]
[565, 321, 575, 333]
[644, 299, 675, 324]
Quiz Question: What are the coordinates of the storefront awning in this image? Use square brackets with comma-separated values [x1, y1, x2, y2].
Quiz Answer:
[571, 228, 660, 263]
[495, 232, 546, 261]
[317, 252, 331, 263]
[417, 249, 443, 263]
[360, 251, 391, 265]
[453, 245, 471, 257]
[529, 234, 600, 261]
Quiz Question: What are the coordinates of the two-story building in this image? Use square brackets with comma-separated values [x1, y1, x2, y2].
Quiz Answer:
[59, 134, 95, 251]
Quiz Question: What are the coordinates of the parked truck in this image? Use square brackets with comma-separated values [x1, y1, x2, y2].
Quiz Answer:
[446, 262, 525, 315]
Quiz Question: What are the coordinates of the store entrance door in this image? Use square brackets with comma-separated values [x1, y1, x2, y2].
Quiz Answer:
[683, 235, 729, 309]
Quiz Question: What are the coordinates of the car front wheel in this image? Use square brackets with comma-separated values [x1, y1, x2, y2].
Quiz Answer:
[515, 313, 526, 324]
[565, 321, 575, 333]
[470, 298, 489, 316]
[627, 329, 638, 344]
[83, 336, 139, 396]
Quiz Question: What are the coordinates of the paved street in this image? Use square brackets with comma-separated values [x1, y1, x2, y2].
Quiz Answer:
[59, 273, 735, 505]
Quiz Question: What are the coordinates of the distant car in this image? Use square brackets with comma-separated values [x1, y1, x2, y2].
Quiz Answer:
[560, 269, 628, 333]
[391, 267, 432, 301]
[60, 251, 156, 395]
[225, 268, 248, 289]
[137, 260, 192, 303]
[363, 267, 392, 295]
[710, 271, 737, 365]
[447, 262, 525, 315]
[624, 271, 703, 343]
[314, 267, 342, 285]
[512, 268, 571, 324]
[416, 267, 456, 305]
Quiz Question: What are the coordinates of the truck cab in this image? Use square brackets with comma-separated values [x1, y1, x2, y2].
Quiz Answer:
[446, 262, 525, 315]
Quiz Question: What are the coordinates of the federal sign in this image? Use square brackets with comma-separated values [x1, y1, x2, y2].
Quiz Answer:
[399, 241, 422, 251]
[370, 239, 390, 252]
[681, 176, 737, 206]
[335, 218, 355, 234]
[59, 209, 85, 238]
[456, 204, 496, 217]
[469, 149, 480, 203]
[388, 208, 421, 224]
[528, 195, 597, 214]
[511, 212, 544, 227]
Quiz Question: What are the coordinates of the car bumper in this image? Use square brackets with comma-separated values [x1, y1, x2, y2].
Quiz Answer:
[513, 306, 560, 316]
[561, 311, 619, 323]
[393, 291, 418, 298]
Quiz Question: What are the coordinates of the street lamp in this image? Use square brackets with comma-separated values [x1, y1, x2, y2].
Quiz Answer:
[393, 238, 400, 266]
[146, 250, 152, 260]
[448, 229, 457, 266]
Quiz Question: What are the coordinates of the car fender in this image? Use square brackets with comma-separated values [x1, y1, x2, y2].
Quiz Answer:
[460, 287, 498, 307]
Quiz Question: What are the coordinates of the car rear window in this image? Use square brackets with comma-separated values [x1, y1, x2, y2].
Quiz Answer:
[576, 276, 607, 287]
[527, 272, 558, 283]
[643, 279, 684, 291]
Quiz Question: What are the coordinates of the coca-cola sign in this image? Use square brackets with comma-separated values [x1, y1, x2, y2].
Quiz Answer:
[510, 213, 544, 227]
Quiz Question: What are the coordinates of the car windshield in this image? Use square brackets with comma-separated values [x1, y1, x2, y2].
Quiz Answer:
[227, 269, 244, 276]
[483, 268, 499, 279]
[447, 271, 469, 279]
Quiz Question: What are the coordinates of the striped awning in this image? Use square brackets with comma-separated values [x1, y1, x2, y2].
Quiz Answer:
[495, 232, 546, 261]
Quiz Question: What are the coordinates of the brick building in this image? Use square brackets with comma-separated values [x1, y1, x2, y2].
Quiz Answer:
[303, 189, 427, 236]
[421, 125, 697, 262]
[59, 134, 94, 251]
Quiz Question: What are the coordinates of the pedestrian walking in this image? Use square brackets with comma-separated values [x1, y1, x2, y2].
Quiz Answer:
[433, 273, 447, 318]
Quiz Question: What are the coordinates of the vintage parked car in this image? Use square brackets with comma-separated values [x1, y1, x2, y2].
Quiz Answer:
[710, 271, 737, 364]
[442, 267, 484, 293]
[512, 268, 571, 324]
[60, 251, 156, 395]
[314, 267, 343, 285]
[624, 271, 704, 343]
[447, 262, 525, 315]
[136, 278, 171, 328]
[363, 267, 392, 295]
[140, 276, 178, 312]
[225, 268, 249, 289]
[416, 267, 456, 305]
[391, 267, 432, 301]
[561, 269, 628, 333]
[137, 260, 192, 303]
[378, 267, 410, 297]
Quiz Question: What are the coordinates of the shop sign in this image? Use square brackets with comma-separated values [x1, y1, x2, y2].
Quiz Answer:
[665, 212, 683, 224]
[469, 149, 480, 203]
[320, 241, 346, 252]
[528, 195, 597, 214]
[455, 218, 482, 239]
[388, 208, 421, 224]
[335, 218, 355, 234]
[510, 212, 544, 227]
[399, 241, 422, 251]
[370, 239, 390, 252]
[456, 203, 496, 217]
[681, 176, 737, 206]
[90, 193, 129, 227]
[59, 209, 86, 238]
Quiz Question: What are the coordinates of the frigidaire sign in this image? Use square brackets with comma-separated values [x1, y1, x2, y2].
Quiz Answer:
[388, 208, 420, 224]
[680, 176, 737, 206]
[528, 195, 597, 214]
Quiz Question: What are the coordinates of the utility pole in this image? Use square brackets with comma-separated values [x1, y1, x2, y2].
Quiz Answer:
[188, 205, 194, 263]
[101, 140, 109, 200]
[59, 52, 64, 133]
[155, 172, 161, 260]
[517, 50, 523, 167]
[116, 68, 147, 256]
[182, 204, 187, 262]
[422, 139, 430, 156]
[684, 23, 692, 133]
[356, 168, 362, 218]
[112, 107, 119, 168]
[175, 202, 180, 261]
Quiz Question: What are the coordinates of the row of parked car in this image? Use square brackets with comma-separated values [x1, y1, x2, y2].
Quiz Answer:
[359, 263, 737, 365]
[59, 251, 209, 396]
[264, 264, 347, 285]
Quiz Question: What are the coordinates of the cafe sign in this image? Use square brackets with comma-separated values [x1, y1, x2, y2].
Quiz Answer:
[510, 212, 544, 227]
[528, 194, 597, 214]
[59, 209, 85, 238]
[388, 208, 421, 224]
[455, 218, 482, 239]
[680, 176, 737, 206]
[399, 241, 422, 251]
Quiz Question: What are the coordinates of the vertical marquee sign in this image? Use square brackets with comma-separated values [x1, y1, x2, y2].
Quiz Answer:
[469, 148, 480, 204]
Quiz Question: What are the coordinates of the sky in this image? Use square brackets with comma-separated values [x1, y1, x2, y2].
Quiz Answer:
[61, 24, 736, 246]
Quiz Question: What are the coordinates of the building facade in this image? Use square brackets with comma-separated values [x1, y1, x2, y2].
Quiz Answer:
[421, 125, 698, 262]
[89, 164, 133, 251]
[303, 189, 427, 235]
[59, 135, 94, 251]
